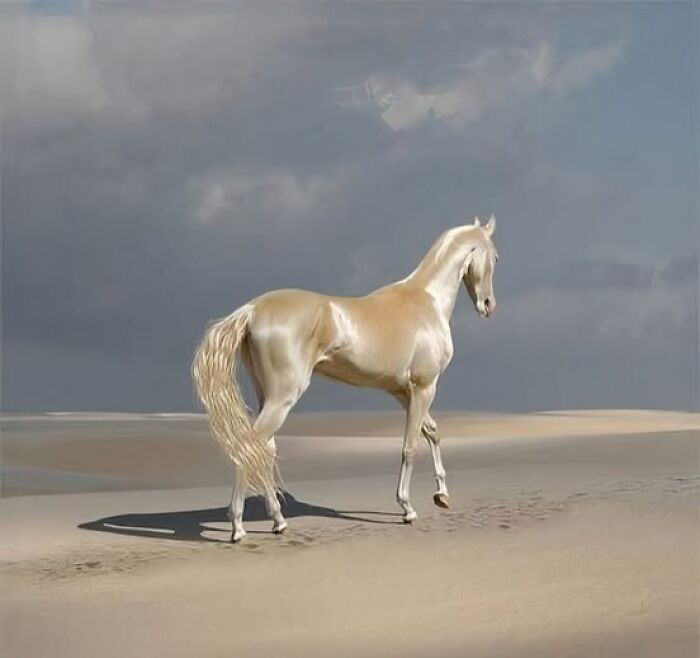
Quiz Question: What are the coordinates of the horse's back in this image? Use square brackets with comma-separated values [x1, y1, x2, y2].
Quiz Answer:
[251, 288, 328, 317]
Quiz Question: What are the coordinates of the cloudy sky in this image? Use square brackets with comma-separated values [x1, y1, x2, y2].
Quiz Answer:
[1, 0, 697, 412]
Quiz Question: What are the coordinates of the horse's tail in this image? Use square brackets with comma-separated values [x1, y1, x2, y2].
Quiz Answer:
[192, 304, 276, 495]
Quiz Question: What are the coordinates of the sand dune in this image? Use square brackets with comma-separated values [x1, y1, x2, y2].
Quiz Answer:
[1, 411, 698, 657]
[2, 409, 697, 496]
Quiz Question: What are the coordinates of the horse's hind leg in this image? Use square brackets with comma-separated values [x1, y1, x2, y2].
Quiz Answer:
[251, 402, 292, 534]
[252, 384, 311, 533]
[244, 338, 312, 535]
[240, 341, 289, 534]
[224, 343, 262, 543]
[228, 473, 247, 542]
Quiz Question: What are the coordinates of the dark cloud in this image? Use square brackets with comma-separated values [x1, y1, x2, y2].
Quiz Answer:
[657, 256, 698, 288]
[558, 260, 654, 291]
[1, 1, 697, 411]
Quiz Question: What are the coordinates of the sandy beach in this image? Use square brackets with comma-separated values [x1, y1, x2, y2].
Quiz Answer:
[1, 410, 698, 657]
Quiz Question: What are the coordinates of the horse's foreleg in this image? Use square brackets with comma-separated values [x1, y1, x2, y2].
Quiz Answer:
[392, 393, 449, 510]
[397, 382, 436, 523]
[422, 413, 450, 508]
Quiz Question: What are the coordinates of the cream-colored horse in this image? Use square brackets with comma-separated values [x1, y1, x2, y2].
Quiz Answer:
[193, 216, 498, 542]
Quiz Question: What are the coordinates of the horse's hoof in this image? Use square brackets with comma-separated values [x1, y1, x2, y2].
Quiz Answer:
[403, 511, 418, 524]
[231, 530, 246, 543]
[433, 493, 451, 509]
[272, 521, 288, 535]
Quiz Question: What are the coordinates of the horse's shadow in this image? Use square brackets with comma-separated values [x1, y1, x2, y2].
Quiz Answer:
[79, 491, 402, 543]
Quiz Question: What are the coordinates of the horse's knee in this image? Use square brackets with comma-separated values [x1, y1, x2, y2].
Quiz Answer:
[422, 420, 439, 443]
[402, 445, 418, 460]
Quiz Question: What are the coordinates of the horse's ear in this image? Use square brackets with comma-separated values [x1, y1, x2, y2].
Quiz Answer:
[485, 214, 496, 237]
[473, 216, 481, 227]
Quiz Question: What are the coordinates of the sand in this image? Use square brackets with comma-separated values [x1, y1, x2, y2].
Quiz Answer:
[1, 410, 698, 657]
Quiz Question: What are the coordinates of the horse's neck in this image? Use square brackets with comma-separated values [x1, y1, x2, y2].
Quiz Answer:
[407, 227, 478, 320]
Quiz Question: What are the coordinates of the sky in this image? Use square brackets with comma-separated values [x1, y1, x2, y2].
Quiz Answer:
[1, 0, 697, 412]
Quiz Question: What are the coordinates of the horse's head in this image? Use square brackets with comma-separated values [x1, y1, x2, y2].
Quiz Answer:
[463, 215, 498, 318]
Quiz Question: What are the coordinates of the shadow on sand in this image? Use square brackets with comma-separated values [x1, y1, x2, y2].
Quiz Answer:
[79, 491, 403, 543]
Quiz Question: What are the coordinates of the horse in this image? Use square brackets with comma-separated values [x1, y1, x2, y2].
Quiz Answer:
[192, 215, 498, 542]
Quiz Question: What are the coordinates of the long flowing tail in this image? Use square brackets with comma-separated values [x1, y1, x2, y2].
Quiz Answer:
[192, 304, 275, 495]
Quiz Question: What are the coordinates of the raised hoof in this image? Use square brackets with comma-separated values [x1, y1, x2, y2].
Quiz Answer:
[433, 493, 451, 509]
[272, 522, 288, 535]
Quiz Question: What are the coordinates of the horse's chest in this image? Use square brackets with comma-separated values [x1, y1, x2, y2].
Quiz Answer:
[409, 325, 453, 384]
